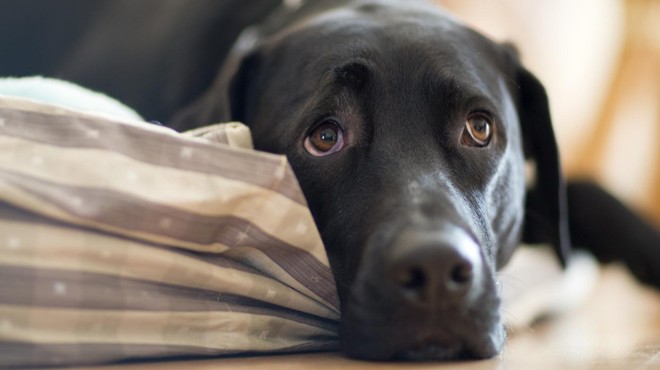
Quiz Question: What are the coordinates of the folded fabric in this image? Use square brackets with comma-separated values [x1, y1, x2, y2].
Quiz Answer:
[0, 96, 339, 368]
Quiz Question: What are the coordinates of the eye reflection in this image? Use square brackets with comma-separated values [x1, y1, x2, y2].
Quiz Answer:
[304, 120, 345, 156]
[462, 114, 493, 147]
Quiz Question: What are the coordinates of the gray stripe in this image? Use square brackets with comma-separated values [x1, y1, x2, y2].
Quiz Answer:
[0, 170, 339, 310]
[0, 264, 338, 332]
[0, 108, 306, 204]
[0, 201, 260, 276]
[0, 342, 340, 368]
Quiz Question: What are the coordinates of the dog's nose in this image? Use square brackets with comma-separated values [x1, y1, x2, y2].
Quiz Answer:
[393, 244, 473, 303]
[389, 227, 481, 306]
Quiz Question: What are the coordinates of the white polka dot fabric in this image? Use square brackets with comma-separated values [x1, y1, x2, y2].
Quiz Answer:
[0, 96, 339, 367]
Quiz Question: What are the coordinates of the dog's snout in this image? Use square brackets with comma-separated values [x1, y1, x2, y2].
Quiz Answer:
[341, 224, 501, 361]
[389, 226, 482, 306]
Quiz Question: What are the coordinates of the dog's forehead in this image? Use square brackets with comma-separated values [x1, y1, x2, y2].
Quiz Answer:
[313, 0, 462, 31]
[290, 5, 467, 49]
[267, 1, 507, 88]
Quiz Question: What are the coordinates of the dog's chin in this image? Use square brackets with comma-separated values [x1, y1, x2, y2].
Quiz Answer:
[395, 328, 505, 361]
[339, 305, 506, 361]
[338, 274, 506, 361]
[394, 343, 466, 361]
[418, 330, 506, 361]
[341, 328, 505, 362]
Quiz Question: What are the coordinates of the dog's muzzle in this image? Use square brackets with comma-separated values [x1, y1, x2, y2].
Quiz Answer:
[339, 223, 504, 361]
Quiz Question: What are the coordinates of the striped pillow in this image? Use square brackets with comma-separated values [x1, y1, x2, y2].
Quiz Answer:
[0, 96, 339, 367]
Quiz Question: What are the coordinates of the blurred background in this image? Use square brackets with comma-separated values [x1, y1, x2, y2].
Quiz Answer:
[437, 0, 660, 226]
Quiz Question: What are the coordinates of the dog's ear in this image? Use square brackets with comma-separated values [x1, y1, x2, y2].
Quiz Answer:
[512, 56, 571, 266]
[169, 40, 261, 131]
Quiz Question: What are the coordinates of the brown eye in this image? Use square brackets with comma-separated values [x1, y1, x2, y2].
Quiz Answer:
[462, 114, 493, 147]
[304, 120, 345, 156]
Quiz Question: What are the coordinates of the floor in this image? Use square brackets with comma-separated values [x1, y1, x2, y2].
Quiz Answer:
[94, 265, 660, 370]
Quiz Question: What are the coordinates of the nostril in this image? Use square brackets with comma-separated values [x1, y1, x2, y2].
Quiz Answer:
[450, 263, 473, 286]
[394, 265, 432, 302]
[397, 266, 427, 291]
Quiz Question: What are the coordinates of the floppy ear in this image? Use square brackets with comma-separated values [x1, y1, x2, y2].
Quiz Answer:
[169, 43, 260, 131]
[516, 66, 571, 266]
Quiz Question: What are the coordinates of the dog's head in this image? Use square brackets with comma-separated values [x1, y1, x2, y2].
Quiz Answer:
[173, 0, 569, 361]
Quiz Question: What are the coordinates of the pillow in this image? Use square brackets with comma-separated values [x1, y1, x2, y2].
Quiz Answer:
[0, 96, 339, 367]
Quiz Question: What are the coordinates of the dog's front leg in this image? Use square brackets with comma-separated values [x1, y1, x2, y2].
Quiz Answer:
[566, 180, 660, 288]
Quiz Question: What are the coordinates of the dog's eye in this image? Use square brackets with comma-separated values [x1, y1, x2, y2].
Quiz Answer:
[462, 114, 493, 147]
[304, 120, 345, 156]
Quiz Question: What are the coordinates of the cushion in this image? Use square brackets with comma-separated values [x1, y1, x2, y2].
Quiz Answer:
[0, 96, 339, 367]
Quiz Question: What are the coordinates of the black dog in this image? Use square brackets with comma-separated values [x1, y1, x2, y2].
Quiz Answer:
[2, 0, 659, 361]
